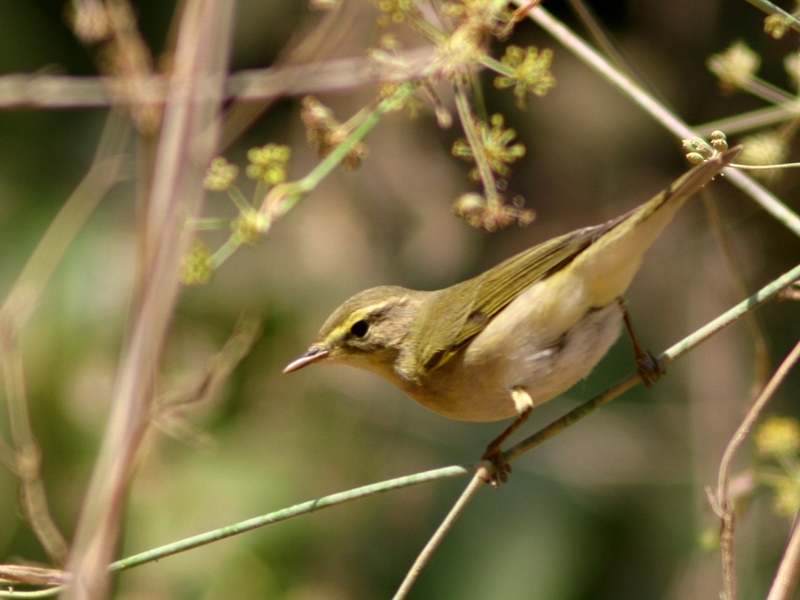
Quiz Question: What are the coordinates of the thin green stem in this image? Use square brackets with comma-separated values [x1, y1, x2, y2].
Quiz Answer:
[408, 13, 447, 43]
[208, 237, 240, 269]
[342, 104, 379, 134]
[480, 54, 512, 77]
[454, 83, 501, 205]
[695, 104, 800, 137]
[260, 84, 416, 222]
[742, 77, 796, 106]
[109, 465, 469, 571]
[392, 471, 487, 600]
[227, 186, 252, 213]
[701, 190, 771, 391]
[732, 162, 800, 170]
[188, 217, 227, 230]
[253, 180, 267, 208]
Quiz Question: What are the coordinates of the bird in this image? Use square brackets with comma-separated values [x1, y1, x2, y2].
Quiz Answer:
[284, 146, 740, 486]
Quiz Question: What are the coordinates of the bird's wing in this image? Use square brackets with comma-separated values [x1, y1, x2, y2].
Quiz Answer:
[416, 147, 741, 374]
[416, 218, 621, 373]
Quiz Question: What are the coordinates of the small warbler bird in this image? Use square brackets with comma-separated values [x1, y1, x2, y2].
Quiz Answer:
[285, 147, 740, 485]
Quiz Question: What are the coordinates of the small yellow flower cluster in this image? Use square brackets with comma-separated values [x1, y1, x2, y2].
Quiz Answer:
[203, 157, 239, 191]
[375, 0, 418, 27]
[495, 45, 556, 108]
[453, 114, 526, 181]
[180, 240, 213, 285]
[231, 212, 266, 247]
[246, 144, 291, 185]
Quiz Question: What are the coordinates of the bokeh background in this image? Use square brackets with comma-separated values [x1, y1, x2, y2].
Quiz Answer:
[1, 0, 800, 598]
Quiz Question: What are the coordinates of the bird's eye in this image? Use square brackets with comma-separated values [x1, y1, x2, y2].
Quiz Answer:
[350, 319, 369, 338]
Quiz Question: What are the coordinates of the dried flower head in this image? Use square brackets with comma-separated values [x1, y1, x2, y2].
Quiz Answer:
[300, 97, 367, 170]
[452, 192, 535, 231]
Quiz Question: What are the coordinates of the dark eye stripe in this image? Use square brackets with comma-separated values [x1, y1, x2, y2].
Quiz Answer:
[350, 319, 369, 338]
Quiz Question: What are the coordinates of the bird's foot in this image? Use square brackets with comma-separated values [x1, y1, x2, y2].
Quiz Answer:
[481, 444, 511, 489]
[634, 347, 665, 388]
[619, 298, 666, 388]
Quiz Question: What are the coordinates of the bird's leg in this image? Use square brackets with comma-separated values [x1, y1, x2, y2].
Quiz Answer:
[618, 298, 665, 388]
[481, 387, 533, 488]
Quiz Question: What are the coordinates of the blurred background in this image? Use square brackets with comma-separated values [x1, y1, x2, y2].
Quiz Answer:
[1, 0, 800, 598]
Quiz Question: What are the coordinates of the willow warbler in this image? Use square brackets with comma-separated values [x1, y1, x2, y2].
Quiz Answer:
[285, 147, 740, 484]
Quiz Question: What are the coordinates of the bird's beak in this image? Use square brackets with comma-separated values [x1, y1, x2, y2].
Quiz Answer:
[283, 347, 330, 374]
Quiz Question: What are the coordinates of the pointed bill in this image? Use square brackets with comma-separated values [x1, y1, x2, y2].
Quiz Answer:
[283, 347, 330, 373]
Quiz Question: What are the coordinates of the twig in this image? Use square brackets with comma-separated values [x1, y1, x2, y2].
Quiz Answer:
[109, 465, 469, 571]
[392, 470, 488, 600]
[0, 47, 437, 109]
[767, 515, 800, 600]
[0, 587, 64, 599]
[453, 83, 502, 207]
[1, 340, 68, 565]
[0, 112, 129, 565]
[0, 565, 70, 586]
[712, 340, 800, 600]
[62, 1, 235, 598]
[695, 104, 800, 138]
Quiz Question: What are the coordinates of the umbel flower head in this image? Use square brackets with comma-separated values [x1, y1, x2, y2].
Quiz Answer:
[495, 45, 556, 108]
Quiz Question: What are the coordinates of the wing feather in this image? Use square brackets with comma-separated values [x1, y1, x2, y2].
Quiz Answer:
[411, 147, 741, 375]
